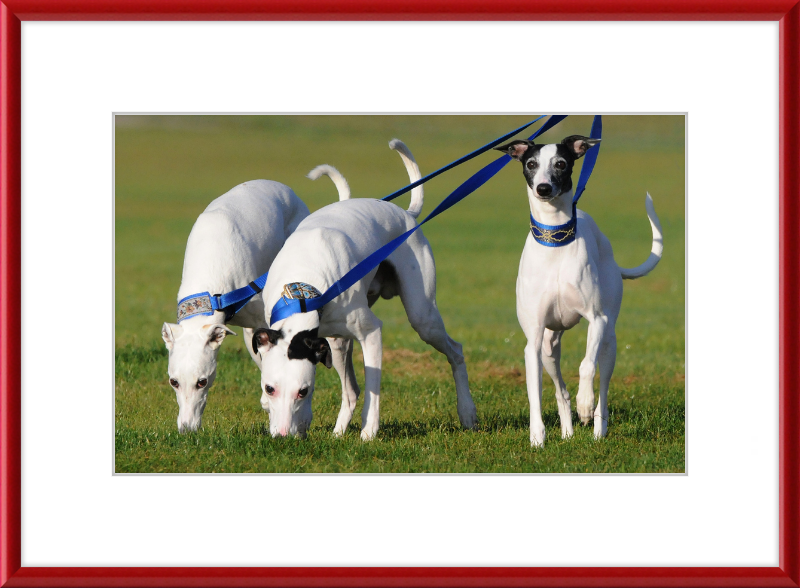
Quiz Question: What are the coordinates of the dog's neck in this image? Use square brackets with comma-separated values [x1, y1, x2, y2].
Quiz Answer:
[527, 186, 575, 225]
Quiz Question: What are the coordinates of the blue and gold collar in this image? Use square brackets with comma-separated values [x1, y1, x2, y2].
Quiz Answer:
[529, 203, 577, 248]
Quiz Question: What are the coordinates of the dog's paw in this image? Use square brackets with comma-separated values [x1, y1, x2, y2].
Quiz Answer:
[593, 411, 608, 439]
[577, 397, 595, 426]
[530, 424, 546, 448]
[360, 427, 378, 442]
[457, 400, 479, 430]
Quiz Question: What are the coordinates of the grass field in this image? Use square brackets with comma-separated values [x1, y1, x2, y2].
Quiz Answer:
[115, 114, 685, 473]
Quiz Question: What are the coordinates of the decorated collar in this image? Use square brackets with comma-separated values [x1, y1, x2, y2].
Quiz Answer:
[529, 202, 577, 248]
[177, 292, 216, 322]
[280, 282, 322, 313]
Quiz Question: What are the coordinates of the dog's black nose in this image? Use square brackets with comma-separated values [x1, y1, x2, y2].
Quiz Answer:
[537, 184, 553, 197]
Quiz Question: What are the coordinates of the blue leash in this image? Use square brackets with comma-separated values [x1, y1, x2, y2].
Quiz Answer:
[178, 117, 559, 323]
[270, 115, 569, 327]
[529, 115, 602, 247]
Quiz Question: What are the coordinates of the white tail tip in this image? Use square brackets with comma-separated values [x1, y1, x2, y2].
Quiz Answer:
[307, 164, 351, 201]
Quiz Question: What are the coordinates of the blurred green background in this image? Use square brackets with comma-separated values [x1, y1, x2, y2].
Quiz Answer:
[115, 115, 685, 473]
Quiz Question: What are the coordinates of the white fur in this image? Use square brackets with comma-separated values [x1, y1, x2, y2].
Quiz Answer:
[515, 151, 663, 447]
[307, 165, 350, 201]
[163, 141, 426, 434]
[256, 143, 477, 440]
[162, 179, 343, 433]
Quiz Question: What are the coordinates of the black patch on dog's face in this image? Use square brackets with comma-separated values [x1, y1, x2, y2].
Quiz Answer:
[287, 328, 332, 367]
[521, 143, 578, 197]
[494, 136, 598, 199]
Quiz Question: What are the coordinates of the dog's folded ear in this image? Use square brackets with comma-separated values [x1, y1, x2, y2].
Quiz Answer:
[494, 140, 533, 161]
[204, 324, 237, 350]
[161, 322, 183, 351]
[306, 337, 333, 369]
[252, 328, 283, 354]
[562, 135, 600, 159]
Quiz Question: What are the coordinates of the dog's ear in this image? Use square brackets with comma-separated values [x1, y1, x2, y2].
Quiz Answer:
[204, 324, 237, 350]
[562, 135, 600, 159]
[304, 336, 333, 369]
[161, 323, 183, 351]
[494, 140, 533, 161]
[252, 328, 282, 355]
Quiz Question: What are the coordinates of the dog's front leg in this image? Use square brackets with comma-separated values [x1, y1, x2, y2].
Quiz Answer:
[242, 328, 262, 368]
[329, 337, 361, 436]
[576, 315, 608, 426]
[594, 323, 617, 438]
[354, 311, 383, 441]
[542, 329, 573, 439]
[523, 330, 547, 447]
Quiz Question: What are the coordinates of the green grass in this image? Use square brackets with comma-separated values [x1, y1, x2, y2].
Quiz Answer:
[115, 114, 685, 473]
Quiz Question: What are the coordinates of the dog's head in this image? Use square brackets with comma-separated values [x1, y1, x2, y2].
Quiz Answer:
[494, 135, 600, 201]
[252, 312, 332, 438]
[161, 321, 236, 433]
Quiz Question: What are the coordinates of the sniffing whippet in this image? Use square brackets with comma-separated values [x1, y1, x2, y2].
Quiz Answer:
[160, 143, 423, 433]
[495, 135, 663, 447]
[252, 140, 478, 440]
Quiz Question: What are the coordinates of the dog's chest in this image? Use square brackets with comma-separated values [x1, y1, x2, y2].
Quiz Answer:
[518, 244, 590, 331]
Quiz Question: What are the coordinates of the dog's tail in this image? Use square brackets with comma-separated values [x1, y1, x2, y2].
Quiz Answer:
[389, 138, 424, 219]
[620, 192, 664, 280]
[307, 165, 351, 201]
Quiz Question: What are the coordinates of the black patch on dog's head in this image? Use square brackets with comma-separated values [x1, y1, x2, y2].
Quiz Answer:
[496, 136, 600, 198]
[287, 328, 332, 368]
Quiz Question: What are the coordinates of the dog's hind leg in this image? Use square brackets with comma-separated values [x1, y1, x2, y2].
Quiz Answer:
[542, 329, 573, 439]
[242, 328, 262, 368]
[594, 323, 616, 439]
[329, 337, 361, 436]
[389, 240, 478, 430]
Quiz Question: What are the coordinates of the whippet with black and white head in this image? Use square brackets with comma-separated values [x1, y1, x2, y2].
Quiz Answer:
[494, 135, 663, 447]
[252, 140, 478, 440]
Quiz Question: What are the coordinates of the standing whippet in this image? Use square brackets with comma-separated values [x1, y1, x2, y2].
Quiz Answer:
[495, 135, 663, 447]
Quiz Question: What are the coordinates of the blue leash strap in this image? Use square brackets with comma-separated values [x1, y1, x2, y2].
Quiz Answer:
[382, 115, 546, 202]
[573, 115, 602, 204]
[211, 271, 270, 318]
[271, 114, 569, 326]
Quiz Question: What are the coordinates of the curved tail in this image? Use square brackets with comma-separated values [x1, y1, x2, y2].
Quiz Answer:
[307, 165, 351, 201]
[389, 138, 424, 219]
[620, 192, 664, 280]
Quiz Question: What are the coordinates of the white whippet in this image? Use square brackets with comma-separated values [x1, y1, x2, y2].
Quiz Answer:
[252, 140, 478, 440]
[160, 144, 423, 433]
[495, 135, 663, 447]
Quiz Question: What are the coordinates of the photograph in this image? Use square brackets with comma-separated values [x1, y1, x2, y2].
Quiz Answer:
[114, 114, 685, 473]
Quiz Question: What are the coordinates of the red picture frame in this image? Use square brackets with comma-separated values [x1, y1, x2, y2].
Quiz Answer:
[1, 1, 798, 587]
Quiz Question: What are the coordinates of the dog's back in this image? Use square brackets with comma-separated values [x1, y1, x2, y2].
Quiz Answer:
[178, 180, 308, 301]
[263, 198, 418, 310]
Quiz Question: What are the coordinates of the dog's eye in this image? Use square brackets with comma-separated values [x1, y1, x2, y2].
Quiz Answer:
[169, 378, 179, 388]
[554, 160, 566, 170]
[526, 161, 537, 170]
[197, 378, 208, 388]
[298, 387, 309, 399]
[265, 385, 275, 396]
